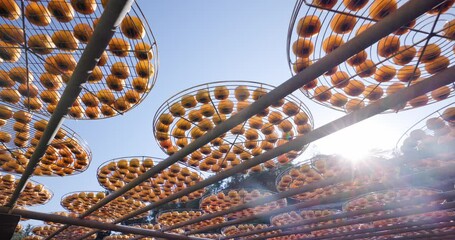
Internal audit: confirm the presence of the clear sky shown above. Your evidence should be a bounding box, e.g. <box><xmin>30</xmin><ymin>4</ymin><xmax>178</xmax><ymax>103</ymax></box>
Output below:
<box><xmin>24</xmin><ymin>0</ymin><xmax>452</xmax><ymax>228</ymax></box>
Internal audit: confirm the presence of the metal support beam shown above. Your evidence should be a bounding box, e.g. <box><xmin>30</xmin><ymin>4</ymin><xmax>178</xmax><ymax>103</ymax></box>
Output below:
<box><xmin>191</xmin><ymin>164</ymin><xmax>455</xmax><ymax>235</ymax></box>
<box><xmin>126</xmin><ymin>63</ymin><xmax>455</xmax><ymax>225</ymax></box>
<box><xmin>5</xmin><ymin>0</ymin><xmax>135</xmax><ymax>209</ymax></box>
<box><xmin>51</xmin><ymin>1</ymin><xmax>446</xmax><ymax>238</ymax></box>
<box><xmin>0</xmin><ymin>207</ymin><xmax>206</xmax><ymax>240</ymax></box>
<box><xmin>246</xmin><ymin>202</ymin><xmax>455</xmax><ymax>240</ymax></box>
<box><xmin>396</xmin><ymin>231</ymin><xmax>455</xmax><ymax>240</ymax></box>
<box><xmin>308</xmin><ymin>218</ymin><xmax>455</xmax><ymax>240</ymax></box>
<box><xmin>344</xmin><ymin>221</ymin><xmax>455</xmax><ymax>240</ymax></box>
<box><xmin>67</xmin><ymin>0</ymin><xmax>443</xmax><ymax>225</ymax></box>
<box><xmin>165</xmin><ymin>138</ymin><xmax>455</xmax><ymax>232</ymax></box>
<box><xmin>78</xmin><ymin>64</ymin><xmax>455</xmax><ymax>239</ymax></box>
<box><xmin>183</xmin><ymin>187</ymin><xmax>455</xmax><ymax>235</ymax></box>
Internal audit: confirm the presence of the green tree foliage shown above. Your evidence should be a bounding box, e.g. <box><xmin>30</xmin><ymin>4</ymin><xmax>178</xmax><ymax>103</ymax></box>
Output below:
<box><xmin>11</xmin><ymin>224</ymin><xmax>32</xmax><ymax>240</ymax></box>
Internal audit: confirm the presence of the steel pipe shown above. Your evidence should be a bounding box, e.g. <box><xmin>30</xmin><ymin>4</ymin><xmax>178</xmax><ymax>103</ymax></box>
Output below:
<box><xmin>397</xmin><ymin>232</ymin><xmax>455</xmax><ymax>240</ymax></box>
<box><xmin>186</xmin><ymin>65</ymin><xmax>455</xmax><ymax>234</ymax></box>
<box><xmin>308</xmin><ymin>218</ymin><xmax>455</xmax><ymax>240</ymax></box>
<box><xmin>166</xmin><ymin>139</ymin><xmax>455</xmax><ymax>232</ymax></box>
<box><xmin>57</xmin><ymin>1</ymin><xmax>447</xmax><ymax>238</ymax></box>
<box><xmin>0</xmin><ymin>207</ymin><xmax>206</xmax><ymax>240</ymax></box>
<box><xmin>193</xmin><ymin>164</ymin><xmax>455</xmax><ymax>235</ymax></box>
<box><xmin>5</xmin><ymin>0</ymin><xmax>135</xmax><ymax>210</ymax></box>
<box><xmin>246</xmin><ymin>202</ymin><xmax>455</xmax><ymax>240</ymax></box>
<box><xmin>346</xmin><ymin>221</ymin><xmax>455</xmax><ymax>240</ymax></box>
<box><xmin>124</xmin><ymin>62</ymin><xmax>455</xmax><ymax>226</ymax></box>
<box><xmin>71</xmin><ymin>0</ymin><xmax>443</xmax><ymax>226</ymax></box>
<box><xmin>78</xmin><ymin>64</ymin><xmax>455</xmax><ymax>240</ymax></box>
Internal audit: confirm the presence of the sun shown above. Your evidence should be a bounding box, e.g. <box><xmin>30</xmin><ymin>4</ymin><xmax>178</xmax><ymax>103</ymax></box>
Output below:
<box><xmin>314</xmin><ymin>119</ymin><xmax>393</xmax><ymax>164</ymax></box>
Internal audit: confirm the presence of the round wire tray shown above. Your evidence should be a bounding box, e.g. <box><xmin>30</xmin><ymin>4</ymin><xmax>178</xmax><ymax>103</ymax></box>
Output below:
<box><xmin>267</xmin><ymin>233</ymin><xmax>315</xmax><ymax>240</ymax></box>
<box><xmin>188</xmin><ymin>233</ymin><xmax>222</xmax><ymax>239</ymax></box>
<box><xmin>102</xmin><ymin>223</ymin><xmax>184</xmax><ymax>240</ymax></box>
<box><xmin>23</xmin><ymin>236</ymin><xmax>44</xmax><ymax>240</ymax></box>
<box><xmin>358</xmin><ymin>224</ymin><xmax>455</xmax><ymax>240</ymax></box>
<box><xmin>0</xmin><ymin>0</ymin><xmax>158</xmax><ymax>119</ymax></box>
<box><xmin>199</xmin><ymin>188</ymin><xmax>287</xmax><ymax>219</ymax></box>
<box><xmin>32</xmin><ymin>225</ymin><xmax>96</xmax><ymax>240</ymax></box>
<box><xmin>221</xmin><ymin>224</ymin><xmax>281</xmax><ymax>239</ymax></box>
<box><xmin>287</xmin><ymin>0</ymin><xmax>455</xmax><ymax>113</ymax></box>
<box><xmin>396</xmin><ymin>102</ymin><xmax>455</xmax><ymax>170</ymax></box>
<box><xmin>0</xmin><ymin>104</ymin><xmax>91</xmax><ymax>176</ymax></box>
<box><xmin>343</xmin><ymin>187</ymin><xmax>453</xmax><ymax>226</ymax></box>
<box><xmin>275</xmin><ymin>155</ymin><xmax>399</xmax><ymax>201</ymax></box>
<box><xmin>153</xmin><ymin>80</ymin><xmax>314</xmax><ymax>174</ymax></box>
<box><xmin>44</xmin><ymin>211</ymin><xmax>112</xmax><ymax>226</ymax></box>
<box><xmin>96</xmin><ymin>156</ymin><xmax>206</xmax><ymax>203</ymax></box>
<box><xmin>156</xmin><ymin>208</ymin><xmax>226</xmax><ymax>231</ymax></box>
<box><xmin>60</xmin><ymin>190</ymin><xmax>149</xmax><ymax>220</ymax></box>
<box><xmin>0</xmin><ymin>172</ymin><xmax>52</xmax><ymax>206</ymax></box>
<box><xmin>270</xmin><ymin>209</ymin><xmax>341</xmax><ymax>232</ymax></box>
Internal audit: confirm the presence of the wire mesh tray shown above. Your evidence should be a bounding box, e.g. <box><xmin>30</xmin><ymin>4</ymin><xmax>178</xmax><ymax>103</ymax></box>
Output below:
<box><xmin>0</xmin><ymin>104</ymin><xmax>91</xmax><ymax>176</ymax></box>
<box><xmin>0</xmin><ymin>0</ymin><xmax>158</xmax><ymax>119</ymax></box>
<box><xmin>199</xmin><ymin>188</ymin><xmax>287</xmax><ymax>219</ymax></box>
<box><xmin>287</xmin><ymin>0</ymin><xmax>455</xmax><ymax>113</ymax></box>
<box><xmin>156</xmin><ymin>208</ymin><xmax>226</xmax><ymax>231</ymax></box>
<box><xmin>270</xmin><ymin>208</ymin><xmax>342</xmax><ymax>231</ymax></box>
<box><xmin>0</xmin><ymin>172</ymin><xmax>52</xmax><ymax>206</ymax></box>
<box><xmin>342</xmin><ymin>187</ymin><xmax>453</xmax><ymax>226</ymax></box>
<box><xmin>96</xmin><ymin>156</ymin><xmax>206</xmax><ymax>203</ymax></box>
<box><xmin>153</xmin><ymin>80</ymin><xmax>314</xmax><ymax>174</ymax></box>
<box><xmin>396</xmin><ymin>103</ymin><xmax>455</xmax><ymax>158</ymax></box>
<box><xmin>60</xmin><ymin>190</ymin><xmax>149</xmax><ymax>220</ymax></box>
<box><xmin>32</xmin><ymin>224</ymin><xmax>96</xmax><ymax>240</ymax></box>
<box><xmin>221</xmin><ymin>224</ymin><xmax>281</xmax><ymax>239</ymax></box>
<box><xmin>275</xmin><ymin>155</ymin><xmax>400</xmax><ymax>201</ymax></box>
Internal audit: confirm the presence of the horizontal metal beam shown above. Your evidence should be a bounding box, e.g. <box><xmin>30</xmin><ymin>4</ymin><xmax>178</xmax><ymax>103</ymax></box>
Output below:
<box><xmin>310</xmin><ymin>218</ymin><xmax>455</xmax><ymax>240</ymax></box>
<box><xmin>247</xmin><ymin>201</ymin><xmax>455</xmax><ymax>240</ymax></box>
<box><xmin>37</xmin><ymin>1</ymin><xmax>135</xmax><ymax>239</ymax></box>
<box><xmin>59</xmin><ymin>1</ymin><xmax>446</xmax><ymax>238</ymax></box>
<box><xmin>78</xmin><ymin>64</ymin><xmax>455</xmax><ymax>240</ymax></box>
<box><xmin>396</xmin><ymin>231</ymin><xmax>455</xmax><ymax>240</ymax></box>
<box><xmin>346</xmin><ymin>221</ymin><xmax>455</xmax><ymax>240</ymax></box>
<box><xmin>70</xmin><ymin>0</ymin><xmax>443</xmax><ymax>229</ymax></box>
<box><xmin>5</xmin><ymin>0</ymin><xmax>134</xmax><ymax>210</ymax></box>
<box><xmin>193</xmin><ymin>164</ymin><xmax>455</xmax><ymax>235</ymax></box>
<box><xmin>0</xmin><ymin>207</ymin><xmax>206</xmax><ymax>240</ymax></box>
<box><xmin>127</xmin><ymin>59</ymin><xmax>455</xmax><ymax>227</ymax></box>
<box><xmin>166</xmin><ymin>139</ymin><xmax>455</xmax><ymax>232</ymax></box>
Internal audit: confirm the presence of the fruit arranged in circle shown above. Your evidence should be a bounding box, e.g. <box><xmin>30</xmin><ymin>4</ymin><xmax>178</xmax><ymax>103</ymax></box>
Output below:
<box><xmin>61</xmin><ymin>191</ymin><xmax>149</xmax><ymax>220</ymax></box>
<box><xmin>154</xmin><ymin>81</ymin><xmax>313</xmax><ymax>173</ymax></box>
<box><xmin>0</xmin><ymin>173</ymin><xmax>52</xmax><ymax>206</ymax></box>
<box><xmin>97</xmin><ymin>156</ymin><xmax>206</xmax><ymax>203</ymax></box>
<box><xmin>222</xmin><ymin>224</ymin><xmax>281</xmax><ymax>239</ymax></box>
<box><xmin>157</xmin><ymin>209</ymin><xmax>226</xmax><ymax>231</ymax></box>
<box><xmin>32</xmin><ymin>225</ymin><xmax>97</xmax><ymax>239</ymax></box>
<box><xmin>0</xmin><ymin>105</ymin><xmax>91</xmax><ymax>176</ymax></box>
<box><xmin>276</xmin><ymin>155</ymin><xmax>399</xmax><ymax>201</ymax></box>
<box><xmin>344</xmin><ymin>188</ymin><xmax>453</xmax><ymax>227</ymax></box>
<box><xmin>0</xmin><ymin>0</ymin><xmax>157</xmax><ymax>119</ymax></box>
<box><xmin>200</xmin><ymin>188</ymin><xmax>287</xmax><ymax>219</ymax></box>
<box><xmin>288</xmin><ymin>0</ymin><xmax>454</xmax><ymax>113</ymax></box>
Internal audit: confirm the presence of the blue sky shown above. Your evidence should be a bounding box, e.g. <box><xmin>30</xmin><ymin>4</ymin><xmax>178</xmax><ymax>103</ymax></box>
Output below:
<box><xmin>24</xmin><ymin>0</ymin><xmax>452</xmax><ymax>228</ymax></box>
